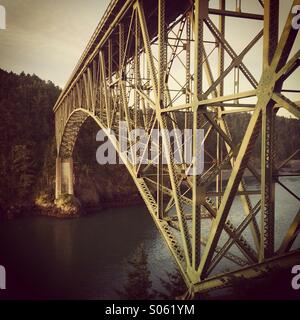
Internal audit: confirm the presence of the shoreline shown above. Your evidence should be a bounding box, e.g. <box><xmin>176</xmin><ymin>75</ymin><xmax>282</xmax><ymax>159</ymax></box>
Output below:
<box><xmin>1</xmin><ymin>170</ymin><xmax>299</xmax><ymax>221</ymax></box>
<box><xmin>0</xmin><ymin>195</ymin><xmax>144</xmax><ymax>221</ymax></box>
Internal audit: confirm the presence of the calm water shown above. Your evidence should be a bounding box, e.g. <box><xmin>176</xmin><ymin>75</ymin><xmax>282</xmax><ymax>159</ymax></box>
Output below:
<box><xmin>0</xmin><ymin>205</ymin><xmax>176</xmax><ymax>299</ymax></box>
<box><xmin>0</xmin><ymin>177</ymin><xmax>299</xmax><ymax>299</ymax></box>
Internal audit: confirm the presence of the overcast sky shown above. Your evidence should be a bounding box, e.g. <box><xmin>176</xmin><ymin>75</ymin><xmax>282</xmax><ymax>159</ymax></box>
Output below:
<box><xmin>0</xmin><ymin>0</ymin><xmax>298</xmax><ymax>99</ymax></box>
<box><xmin>0</xmin><ymin>0</ymin><xmax>110</xmax><ymax>87</ymax></box>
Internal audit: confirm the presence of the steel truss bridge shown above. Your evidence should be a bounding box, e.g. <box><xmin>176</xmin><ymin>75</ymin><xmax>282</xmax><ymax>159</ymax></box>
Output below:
<box><xmin>54</xmin><ymin>0</ymin><xmax>300</xmax><ymax>297</ymax></box>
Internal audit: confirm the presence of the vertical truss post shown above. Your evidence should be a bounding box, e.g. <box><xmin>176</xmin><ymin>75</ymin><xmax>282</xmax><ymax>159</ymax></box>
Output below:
<box><xmin>146</xmin><ymin>62</ymin><xmax>151</xmax><ymax>131</ymax></box>
<box><xmin>83</xmin><ymin>72</ymin><xmax>91</xmax><ymax>110</ymax></box>
<box><xmin>263</xmin><ymin>0</ymin><xmax>279</xmax><ymax>71</ymax></box>
<box><xmin>108</xmin><ymin>39</ymin><xmax>113</xmax><ymax>82</ymax></box>
<box><xmin>216</xmin><ymin>0</ymin><xmax>225</xmax><ymax>208</ymax></box>
<box><xmin>92</xmin><ymin>60</ymin><xmax>97</xmax><ymax>114</ymax></box>
<box><xmin>260</xmin><ymin>0</ymin><xmax>278</xmax><ymax>260</ymax></box>
<box><xmin>134</xmin><ymin>12</ymin><xmax>140</xmax><ymax>129</ymax></box>
<box><xmin>119</xmin><ymin>23</ymin><xmax>125</xmax><ymax>122</ymax></box>
<box><xmin>217</xmin><ymin>0</ymin><xmax>225</xmax><ymax>97</ymax></box>
<box><xmin>191</xmin><ymin>0</ymin><xmax>208</xmax><ymax>275</ymax></box>
<box><xmin>260</xmin><ymin>104</ymin><xmax>276</xmax><ymax>260</ymax></box>
<box><xmin>98</xmin><ymin>55</ymin><xmax>103</xmax><ymax>122</ymax></box>
<box><xmin>99</xmin><ymin>51</ymin><xmax>110</xmax><ymax>126</ymax></box>
<box><xmin>157</xmin><ymin>0</ymin><xmax>167</xmax><ymax>219</ymax></box>
<box><xmin>134</xmin><ymin>11</ymin><xmax>141</xmax><ymax>170</ymax></box>
<box><xmin>108</xmin><ymin>39</ymin><xmax>113</xmax><ymax>126</ymax></box>
<box><xmin>185</xmin><ymin>13</ymin><xmax>191</xmax><ymax>130</ymax></box>
<box><xmin>233</xmin><ymin>66</ymin><xmax>240</xmax><ymax>104</ymax></box>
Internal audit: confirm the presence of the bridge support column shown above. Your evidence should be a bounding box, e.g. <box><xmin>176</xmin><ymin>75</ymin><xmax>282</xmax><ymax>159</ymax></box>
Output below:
<box><xmin>65</xmin><ymin>157</ymin><xmax>74</xmax><ymax>195</ymax></box>
<box><xmin>55</xmin><ymin>157</ymin><xmax>62</xmax><ymax>199</ymax></box>
<box><xmin>55</xmin><ymin>157</ymin><xmax>74</xmax><ymax>199</ymax></box>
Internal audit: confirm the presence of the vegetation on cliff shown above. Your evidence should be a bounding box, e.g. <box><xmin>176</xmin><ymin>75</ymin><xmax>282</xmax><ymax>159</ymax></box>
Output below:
<box><xmin>0</xmin><ymin>69</ymin><xmax>60</xmax><ymax>218</ymax></box>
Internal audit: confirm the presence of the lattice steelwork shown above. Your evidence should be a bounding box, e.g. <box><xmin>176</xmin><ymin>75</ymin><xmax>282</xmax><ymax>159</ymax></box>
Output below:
<box><xmin>54</xmin><ymin>0</ymin><xmax>300</xmax><ymax>296</ymax></box>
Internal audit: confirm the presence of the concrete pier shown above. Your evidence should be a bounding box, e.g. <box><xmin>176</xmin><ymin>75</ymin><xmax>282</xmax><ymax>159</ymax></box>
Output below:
<box><xmin>55</xmin><ymin>157</ymin><xmax>74</xmax><ymax>199</ymax></box>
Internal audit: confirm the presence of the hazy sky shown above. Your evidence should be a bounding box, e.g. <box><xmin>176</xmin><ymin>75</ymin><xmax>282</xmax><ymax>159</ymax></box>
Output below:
<box><xmin>0</xmin><ymin>0</ymin><xmax>110</xmax><ymax>87</ymax></box>
<box><xmin>0</xmin><ymin>0</ymin><xmax>298</xmax><ymax>97</ymax></box>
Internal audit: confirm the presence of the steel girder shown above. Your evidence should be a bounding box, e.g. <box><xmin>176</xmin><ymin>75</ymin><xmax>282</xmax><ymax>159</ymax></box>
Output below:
<box><xmin>54</xmin><ymin>0</ymin><xmax>300</xmax><ymax>296</ymax></box>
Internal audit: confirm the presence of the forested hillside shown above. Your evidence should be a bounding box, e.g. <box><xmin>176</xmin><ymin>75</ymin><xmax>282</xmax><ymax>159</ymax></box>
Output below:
<box><xmin>0</xmin><ymin>69</ymin><xmax>299</xmax><ymax>218</ymax></box>
<box><xmin>0</xmin><ymin>69</ymin><xmax>140</xmax><ymax>218</ymax></box>
<box><xmin>0</xmin><ymin>69</ymin><xmax>60</xmax><ymax>214</ymax></box>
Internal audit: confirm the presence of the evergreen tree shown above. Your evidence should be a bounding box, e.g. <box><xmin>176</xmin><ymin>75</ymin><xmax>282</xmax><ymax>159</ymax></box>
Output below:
<box><xmin>117</xmin><ymin>244</ymin><xmax>155</xmax><ymax>300</ymax></box>
<box><xmin>156</xmin><ymin>269</ymin><xmax>187</xmax><ymax>300</ymax></box>
<box><xmin>11</xmin><ymin>144</ymin><xmax>37</xmax><ymax>201</ymax></box>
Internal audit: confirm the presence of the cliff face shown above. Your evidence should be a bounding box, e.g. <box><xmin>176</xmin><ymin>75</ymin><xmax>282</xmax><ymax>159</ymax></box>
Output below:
<box><xmin>70</xmin><ymin>116</ymin><xmax>142</xmax><ymax>211</ymax></box>
<box><xmin>74</xmin><ymin>164</ymin><xmax>142</xmax><ymax>209</ymax></box>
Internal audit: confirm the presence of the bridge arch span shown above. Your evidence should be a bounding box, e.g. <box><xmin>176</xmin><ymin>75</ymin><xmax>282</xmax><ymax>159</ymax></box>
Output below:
<box><xmin>56</xmin><ymin>108</ymin><xmax>133</xmax><ymax>198</ymax></box>
<box><xmin>58</xmin><ymin>109</ymin><xmax>90</xmax><ymax>159</ymax></box>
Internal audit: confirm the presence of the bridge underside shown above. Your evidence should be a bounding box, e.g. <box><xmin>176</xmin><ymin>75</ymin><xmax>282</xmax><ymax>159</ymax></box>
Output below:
<box><xmin>53</xmin><ymin>0</ymin><xmax>300</xmax><ymax>296</ymax></box>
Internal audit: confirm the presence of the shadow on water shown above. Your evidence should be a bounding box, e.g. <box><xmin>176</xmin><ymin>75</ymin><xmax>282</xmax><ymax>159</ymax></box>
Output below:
<box><xmin>0</xmin><ymin>205</ymin><xmax>176</xmax><ymax>299</ymax></box>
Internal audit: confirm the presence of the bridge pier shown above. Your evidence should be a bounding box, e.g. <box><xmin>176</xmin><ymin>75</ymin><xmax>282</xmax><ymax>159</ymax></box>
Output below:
<box><xmin>55</xmin><ymin>157</ymin><xmax>74</xmax><ymax>199</ymax></box>
<box><xmin>55</xmin><ymin>157</ymin><xmax>62</xmax><ymax>199</ymax></box>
